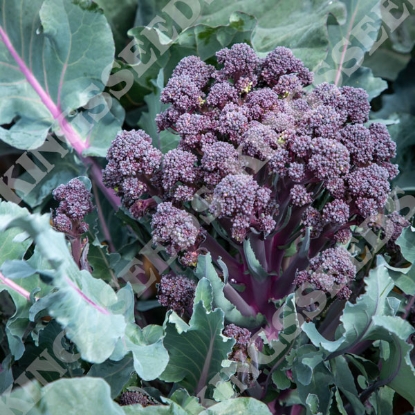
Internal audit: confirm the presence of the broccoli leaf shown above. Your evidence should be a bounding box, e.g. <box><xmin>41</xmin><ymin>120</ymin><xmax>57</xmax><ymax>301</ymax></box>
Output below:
<box><xmin>0</xmin><ymin>0</ymin><xmax>123</xmax><ymax>156</ymax></box>
<box><xmin>160</xmin><ymin>280</ymin><xmax>234</xmax><ymax>394</ymax></box>
<box><xmin>0</xmin><ymin>201</ymin><xmax>127</xmax><ymax>364</ymax></box>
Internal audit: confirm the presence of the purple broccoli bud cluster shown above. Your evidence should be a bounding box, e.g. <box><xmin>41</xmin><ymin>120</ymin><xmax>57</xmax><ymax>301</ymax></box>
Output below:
<box><xmin>103</xmin><ymin>42</ymin><xmax>403</xmax><ymax>277</ymax></box>
<box><xmin>223</xmin><ymin>323</ymin><xmax>252</xmax><ymax>362</ymax></box>
<box><xmin>118</xmin><ymin>390</ymin><xmax>156</xmax><ymax>407</ymax></box>
<box><xmin>151</xmin><ymin>202</ymin><xmax>199</xmax><ymax>256</ymax></box>
<box><xmin>156</xmin><ymin>274</ymin><xmax>196</xmax><ymax>315</ymax></box>
<box><xmin>294</xmin><ymin>247</ymin><xmax>355</xmax><ymax>299</ymax></box>
<box><xmin>52</xmin><ymin>178</ymin><xmax>93</xmax><ymax>235</ymax></box>
<box><xmin>210</xmin><ymin>174</ymin><xmax>275</xmax><ymax>241</ymax></box>
<box><xmin>103</xmin><ymin>130</ymin><xmax>162</xmax><ymax>216</ymax></box>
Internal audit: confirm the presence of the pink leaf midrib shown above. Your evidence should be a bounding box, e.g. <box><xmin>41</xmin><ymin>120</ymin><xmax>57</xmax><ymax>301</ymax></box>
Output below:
<box><xmin>0</xmin><ymin>24</ymin><xmax>88</xmax><ymax>154</ymax></box>
<box><xmin>65</xmin><ymin>276</ymin><xmax>110</xmax><ymax>315</ymax></box>
<box><xmin>334</xmin><ymin>5</ymin><xmax>359</xmax><ymax>86</ymax></box>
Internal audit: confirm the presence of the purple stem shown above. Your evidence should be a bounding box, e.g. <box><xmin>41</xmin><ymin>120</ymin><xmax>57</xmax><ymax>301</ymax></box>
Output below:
<box><xmin>70</xmin><ymin>237</ymin><xmax>83</xmax><ymax>269</ymax></box>
<box><xmin>223</xmin><ymin>283</ymin><xmax>258</xmax><ymax>317</ymax></box>
<box><xmin>290</xmin><ymin>405</ymin><xmax>304</xmax><ymax>415</ymax></box>
<box><xmin>202</xmin><ymin>233</ymin><xmax>244</xmax><ymax>281</ymax></box>
<box><xmin>85</xmin><ymin>158</ymin><xmax>121</xmax><ymax>210</ymax></box>
<box><xmin>403</xmin><ymin>294</ymin><xmax>415</xmax><ymax>320</ymax></box>
<box><xmin>0</xmin><ymin>272</ymin><xmax>31</xmax><ymax>301</ymax></box>
<box><xmin>91</xmin><ymin>178</ymin><xmax>116</xmax><ymax>252</ymax></box>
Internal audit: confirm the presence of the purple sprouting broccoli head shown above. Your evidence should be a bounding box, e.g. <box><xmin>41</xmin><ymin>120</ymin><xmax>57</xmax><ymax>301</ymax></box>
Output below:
<box><xmin>294</xmin><ymin>247</ymin><xmax>355</xmax><ymax>299</ymax></box>
<box><xmin>52</xmin><ymin>178</ymin><xmax>93</xmax><ymax>235</ymax></box>
<box><xmin>151</xmin><ymin>202</ymin><xmax>199</xmax><ymax>256</ymax></box>
<box><xmin>118</xmin><ymin>390</ymin><xmax>156</xmax><ymax>407</ymax></box>
<box><xmin>223</xmin><ymin>323</ymin><xmax>252</xmax><ymax>362</ymax></box>
<box><xmin>103</xmin><ymin>42</ymin><xmax>405</xmax><ymax>305</ymax></box>
<box><xmin>156</xmin><ymin>274</ymin><xmax>196</xmax><ymax>316</ymax></box>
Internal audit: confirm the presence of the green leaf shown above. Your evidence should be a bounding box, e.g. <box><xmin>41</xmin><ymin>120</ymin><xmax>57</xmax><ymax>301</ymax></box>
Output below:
<box><xmin>86</xmin><ymin>234</ymin><xmax>121</xmax><ymax>284</ymax></box>
<box><xmin>290</xmin><ymin>346</ymin><xmax>333</xmax><ymax>414</ymax></box>
<box><xmin>14</xmin><ymin>319</ymin><xmax>84</xmax><ymax>385</ymax></box>
<box><xmin>128</xmin><ymin>11</ymin><xmax>258</xmax><ymax>91</ymax></box>
<box><xmin>302</xmin><ymin>265</ymin><xmax>394</xmax><ymax>355</ymax></box>
<box><xmin>15</xmin><ymin>145</ymin><xmax>86</xmax><ymax>209</ymax></box>
<box><xmin>41</xmin><ymin>377</ymin><xmax>125</xmax><ymax>414</ymax></box>
<box><xmin>334</xmin><ymin>389</ymin><xmax>347</xmax><ymax>415</ymax></box>
<box><xmin>88</xmin><ymin>355</ymin><xmax>134</xmax><ymax>399</ymax></box>
<box><xmin>0</xmin><ymin>0</ymin><xmax>121</xmax><ymax>155</ymax></box>
<box><xmin>346</xmin><ymin>354</ymin><xmax>379</xmax><ymax>382</ymax></box>
<box><xmin>183</xmin><ymin>12</ymin><xmax>257</xmax><ymax>62</ymax></box>
<box><xmin>388</xmin><ymin>114</ymin><xmax>415</xmax><ymax>192</ymax></box>
<box><xmin>303</xmin><ymin>264</ymin><xmax>415</xmax><ymax>405</ymax></box>
<box><xmin>0</xmin><ymin>203</ymin><xmax>43</xmax><ymax>360</ymax></box>
<box><xmin>258</xmin><ymin>293</ymin><xmax>299</xmax><ymax>366</ymax></box>
<box><xmin>314</xmin><ymin>0</ymin><xmax>382</xmax><ymax>87</ymax></box>
<box><xmin>331</xmin><ymin>356</ymin><xmax>365</xmax><ymax>414</ymax></box>
<box><xmin>368</xmin><ymin>386</ymin><xmax>395</xmax><ymax>415</ymax></box>
<box><xmin>198</xmin><ymin>397</ymin><xmax>272</xmax><ymax>415</ymax></box>
<box><xmin>271</xmin><ymin>369</ymin><xmax>291</xmax><ymax>391</ymax></box>
<box><xmin>79</xmin><ymin>97</ymin><xmax>125</xmax><ymax>158</ymax></box>
<box><xmin>160</xmin><ymin>280</ymin><xmax>234</xmax><ymax>393</ymax></box>
<box><xmin>122</xmin><ymin>401</ymin><xmax>188</xmax><ymax>415</ymax></box>
<box><xmin>194</xmin><ymin>278</ymin><xmax>214</xmax><ymax>312</ymax></box>
<box><xmin>169</xmin><ymin>389</ymin><xmax>204</xmax><ymax>415</ymax></box>
<box><xmin>305</xmin><ymin>394</ymin><xmax>321</xmax><ymax>415</ymax></box>
<box><xmin>196</xmin><ymin>0</ymin><xmax>345</xmax><ymax>69</ymax></box>
<box><xmin>243</xmin><ymin>239</ymin><xmax>268</xmax><ymax>282</ymax></box>
<box><xmin>0</xmin><ymin>380</ymin><xmax>43</xmax><ymax>415</ymax></box>
<box><xmin>367</xmin><ymin>315</ymin><xmax>415</xmax><ymax>406</ymax></box>
<box><xmin>0</xmin><ymin>201</ymin><xmax>127</xmax><ymax>364</ymax></box>
<box><xmin>118</xmin><ymin>323</ymin><xmax>169</xmax><ymax>381</ymax></box>
<box><xmin>93</xmin><ymin>0</ymin><xmax>138</xmax><ymax>53</ymax></box>
<box><xmin>0</xmin><ymin>260</ymin><xmax>37</xmax><ymax>280</ymax></box>
<box><xmin>396</xmin><ymin>226</ymin><xmax>415</xmax><ymax>264</ymax></box>
<box><xmin>212</xmin><ymin>381</ymin><xmax>235</xmax><ymax>402</ymax></box>
<box><xmin>376</xmin><ymin>59</ymin><xmax>415</xmax><ymax>119</ymax></box>
<box><xmin>195</xmin><ymin>253</ymin><xmax>263</xmax><ymax>327</ymax></box>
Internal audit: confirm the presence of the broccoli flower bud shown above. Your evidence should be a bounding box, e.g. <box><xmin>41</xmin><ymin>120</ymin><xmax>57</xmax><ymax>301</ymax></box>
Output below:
<box><xmin>223</xmin><ymin>323</ymin><xmax>251</xmax><ymax>362</ymax></box>
<box><xmin>340</xmin><ymin>86</ymin><xmax>370</xmax><ymax>124</ymax></box>
<box><xmin>290</xmin><ymin>185</ymin><xmax>312</xmax><ymax>207</ymax></box>
<box><xmin>210</xmin><ymin>174</ymin><xmax>274</xmax><ymax>241</ymax></box>
<box><xmin>151</xmin><ymin>202</ymin><xmax>199</xmax><ymax>256</ymax></box>
<box><xmin>261</xmin><ymin>46</ymin><xmax>313</xmax><ymax>87</ymax></box>
<box><xmin>157</xmin><ymin>274</ymin><xmax>196</xmax><ymax>315</ymax></box>
<box><xmin>308</xmin><ymin>138</ymin><xmax>350</xmax><ymax>180</ymax></box>
<box><xmin>218</xmin><ymin>103</ymin><xmax>250</xmax><ymax>143</ymax></box>
<box><xmin>295</xmin><ymin>247</ymin><xmax>355</xmax><ymax>299</ymax></box>
<box><xmin>171</xmin><ymin>55</ymin><xmax>214</xmax><ymax>88</ymax></box>
<box><xmin>201</xmin><ymin>141</ymin><xmax>243</xmax><ymax>186</ymax></box>
<box><xmin>369</xmin><ymin>122</ymin><xmax>397</xmax><ymax>163</ymax></box>
<box><xmin>161</xmin><ymin>75</ymin><xmax>204</xmax><ymax>111</ymax></box>
<box><xmin>215</xmin><ymin>43</ymin><xmax>260</xmax><ymax>90</ymax></box>
<box><xmin>242</xmin><ymin>121</ymin><xmax>279</xmax><ymax>160</ymax></box>
<box><xmin>338</xmin><ymin>124</ymin><xmax>374</xmax><ymax>166</ymax></box>
<box><xmin>118</xmin><ymin>390</ymin><xmax>156</xmax><ymax>407</ymax></box>
<box><xmin>52</xmin><ymin>178</ymin><xmax>93</xmax><ymax>235</ymax></box>
<box><xmin>103</xmin><ymin>130</ymin><xmax>162</xmax><ymax>183</ymax></box>
<box><xmin>346</xmin><ymin>164</ymin><xmax>390</xmax><ymax>216</ymax></box>
<box><xmin>207</xmin><ymin>82</ymin><xmax>239</xmax><ymax>108</ymax></box>
<box><xmin>322</xmin><ymin>200</ymin><xmax>350</xmax><ymax>226</ymax></box>
<box><xmin>244</xmin><ymin>88</ymin><xmax>282</xmax><ymax>120</ymax></box>
<box><xmin>161</xmin><ymin>149</ymin><xmax>199</xmax><ymax>192</ymax></box>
